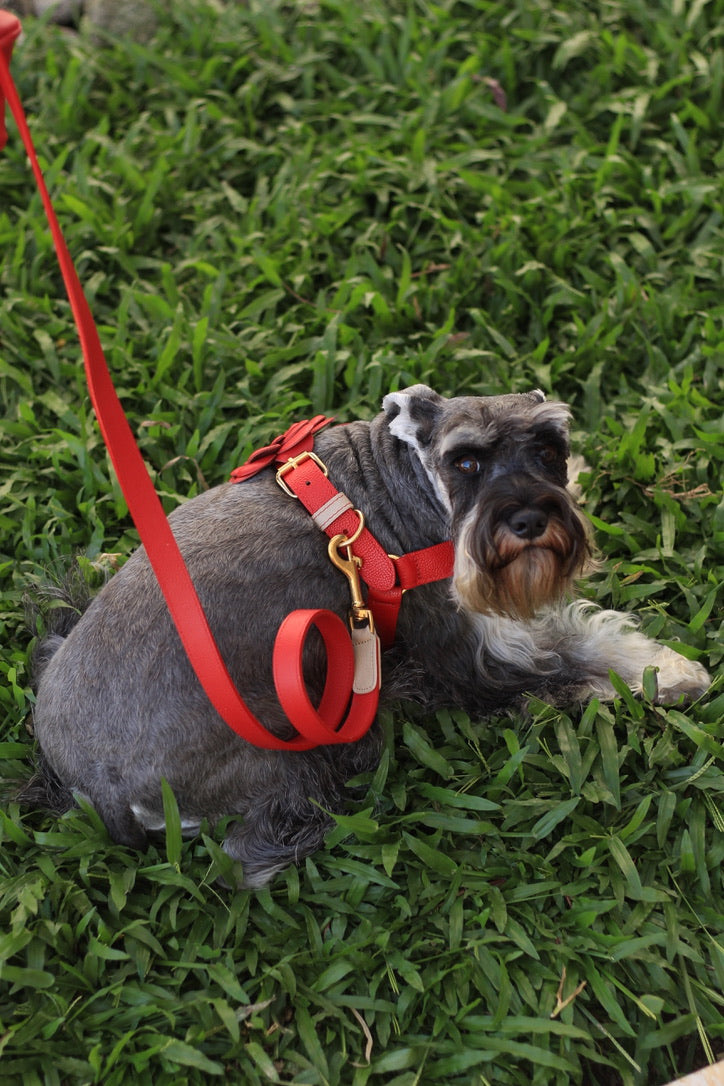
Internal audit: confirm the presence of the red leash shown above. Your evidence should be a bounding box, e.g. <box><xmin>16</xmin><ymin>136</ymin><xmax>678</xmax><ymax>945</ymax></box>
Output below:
<box><xmin>1</xmin><ymin>11</ymin><xmax>454</xmax><ymax>748</ymax></box>
<box><xmin>0</xmin><ymin>11</ymin><xmax>381</xmax><ymax>750</ymax></box>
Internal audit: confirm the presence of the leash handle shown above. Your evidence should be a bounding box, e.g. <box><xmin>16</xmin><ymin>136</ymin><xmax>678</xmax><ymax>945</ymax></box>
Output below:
<box><xmin>0</xmin><ymin>11</ymin><xmax>378</xmax><ymax>750</ymax></box>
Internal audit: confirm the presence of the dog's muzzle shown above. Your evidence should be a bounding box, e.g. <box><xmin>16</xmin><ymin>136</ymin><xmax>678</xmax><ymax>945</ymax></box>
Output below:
<box><xmin>453</xmin><ymin>480</ymin><xmax>591</xmax><ymax>619</ymax></box>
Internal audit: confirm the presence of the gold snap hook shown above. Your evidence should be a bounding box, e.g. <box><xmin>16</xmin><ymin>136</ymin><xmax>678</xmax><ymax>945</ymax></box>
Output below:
<box><xmin>328</xmin><ymin>521</ymin><xmax>374</xmax><ymax>632</ymax></box>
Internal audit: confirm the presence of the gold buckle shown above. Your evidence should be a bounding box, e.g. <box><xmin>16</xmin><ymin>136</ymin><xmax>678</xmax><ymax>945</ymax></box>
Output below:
<box><xmin>275</xmin><ymin>450</ymin><xmax>329</xmax><ymax>498</ymax></box>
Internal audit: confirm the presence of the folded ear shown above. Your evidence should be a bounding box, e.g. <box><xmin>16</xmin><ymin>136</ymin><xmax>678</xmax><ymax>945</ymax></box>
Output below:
<box><xmin>382</xmin><ymin>384</ymin><xmax>444</xmax><ymax>450</ymax></box>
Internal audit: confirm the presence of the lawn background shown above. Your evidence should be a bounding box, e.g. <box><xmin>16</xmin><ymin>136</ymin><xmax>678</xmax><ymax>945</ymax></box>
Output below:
<box><xmin>0</xmin><ymin>1</ymin><xmax>722</xmax><ymax>1083</ymax></box>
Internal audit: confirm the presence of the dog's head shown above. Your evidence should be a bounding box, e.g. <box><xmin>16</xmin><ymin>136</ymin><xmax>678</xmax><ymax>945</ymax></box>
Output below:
<box><xmin>382</xmin><ymin>384</ymin><xmax>592</xmax><ymax>619</ymax></box>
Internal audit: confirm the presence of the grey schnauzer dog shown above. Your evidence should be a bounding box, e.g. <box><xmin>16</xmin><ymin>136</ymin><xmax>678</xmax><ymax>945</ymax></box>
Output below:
<box><xmin>28</xmin><ymin>385</ymin><xmax>710</xmax><ymax>887</ymax></box>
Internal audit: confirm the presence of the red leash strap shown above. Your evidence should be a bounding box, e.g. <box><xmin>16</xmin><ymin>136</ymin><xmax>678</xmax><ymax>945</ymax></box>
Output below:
<box><xmin>0</xmin><ymin>12</ymin><xmax>378</xmax><ymax>751</ymax></box>
<box><xmin>0</xmin><ymin>11</ymin><xmax>18</xmax><ymax>149</ymax></box>
<box><xmin>365</xmin><ymin>541</ymin><xmax>455</xmax><ymax>645</ymax></box>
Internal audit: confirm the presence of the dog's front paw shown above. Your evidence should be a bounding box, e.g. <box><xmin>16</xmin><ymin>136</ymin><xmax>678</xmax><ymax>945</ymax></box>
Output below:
<box><xmin>652</xmin><ymin>648</ymin><xmax>710</xmax><ymax>704</ymax></box>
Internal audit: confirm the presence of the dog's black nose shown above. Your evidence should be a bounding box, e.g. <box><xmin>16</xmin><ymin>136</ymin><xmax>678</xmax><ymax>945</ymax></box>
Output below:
<box><xmin>507</xmin><ymin>507</ymin><xmax>548</xmax><ymax>540</ymax></box>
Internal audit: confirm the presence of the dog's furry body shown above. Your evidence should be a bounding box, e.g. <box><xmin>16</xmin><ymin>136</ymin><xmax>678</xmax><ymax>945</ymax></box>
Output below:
<box><xmin>28</xmin><ymin>386</ymin><xmax>710</xmax><ymax>886</ymax></box>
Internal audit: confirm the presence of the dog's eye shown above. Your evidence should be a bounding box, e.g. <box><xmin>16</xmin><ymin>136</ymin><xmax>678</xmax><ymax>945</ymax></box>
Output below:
<box><xmin>454</xmin><ymin>455</ymin><xmax>482</xmax><ymax>475</ymax></box>
<box><xmin>538</xmin><ymin>445</ymin><xmax>559</xmax><ymax>466</ymax></box>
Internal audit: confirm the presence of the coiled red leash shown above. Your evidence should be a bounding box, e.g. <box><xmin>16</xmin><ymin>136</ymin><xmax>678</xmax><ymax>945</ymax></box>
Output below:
<box><xmin>0</xmin><ymin>11</ymin><xmax>381</xmax><ymax>750</ymax></box>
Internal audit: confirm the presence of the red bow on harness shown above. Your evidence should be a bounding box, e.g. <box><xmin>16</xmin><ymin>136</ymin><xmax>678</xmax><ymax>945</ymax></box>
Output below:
<box><xmin>0</xmin><ymin>11</ymin><xmax>453</xmax><ymax>749</ymax></box>
<box><xmin>230</xmin><ymin>416</ymin><xmax>332</xmax><ymax>482</ymax></box>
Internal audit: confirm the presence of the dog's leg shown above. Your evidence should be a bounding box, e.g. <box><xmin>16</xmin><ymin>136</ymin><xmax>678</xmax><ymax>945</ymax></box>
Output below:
<box><xmin>219</xmin><ymin>730</ymin><xmax>383</xmax><ymax>889</ymax></box>
<box><xmin>221</xmin><ymin>799</ymin><xmax>333</xmax><ymax>889</ymax></box>
<box><xmin>510</xmin><ymin>603</ymin><xmax>710</xmax><ymax>704</ymax></box>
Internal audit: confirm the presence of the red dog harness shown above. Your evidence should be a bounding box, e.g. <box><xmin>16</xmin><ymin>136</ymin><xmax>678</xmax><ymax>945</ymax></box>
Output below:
<box><xmin>0</xmin><ymin>11</ymin><xmax>453</xmax><ymax>749</ymax></box>
<box><xmin>230</xmin><ymin>418</ymin><xmax>454</xmax><ymax>648</ymax></box>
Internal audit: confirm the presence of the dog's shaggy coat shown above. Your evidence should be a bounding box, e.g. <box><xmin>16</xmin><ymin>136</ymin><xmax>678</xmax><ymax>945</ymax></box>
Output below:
<box><xmin>27</xmin><ymin>386</ymin><xmax>710</xmax><ymax>886</ymax></box>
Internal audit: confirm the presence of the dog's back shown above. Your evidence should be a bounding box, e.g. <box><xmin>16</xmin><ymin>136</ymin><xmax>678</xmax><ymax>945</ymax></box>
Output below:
<box><xmin>20</xmin><ymin>562</ymin><xmax>107</xmax><ymax>816</ymax></box>
<box><xmin>27</xmin><ymin>559</ymin><xmax>109</xmax><ymax>682</ymax></box>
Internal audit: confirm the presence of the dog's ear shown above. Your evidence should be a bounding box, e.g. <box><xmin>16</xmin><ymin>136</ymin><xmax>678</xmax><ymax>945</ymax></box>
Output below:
<box><xmin>382</xmin><ymin>385</ymin><xmax>444</xmax><ymax>449</ymax></box>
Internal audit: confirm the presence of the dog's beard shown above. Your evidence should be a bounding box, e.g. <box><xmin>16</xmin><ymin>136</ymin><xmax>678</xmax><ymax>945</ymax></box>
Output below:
<box><xmin>453</xmin><ymin>508</ymin><xmax>591</xmax><ymax>620</ymax></box>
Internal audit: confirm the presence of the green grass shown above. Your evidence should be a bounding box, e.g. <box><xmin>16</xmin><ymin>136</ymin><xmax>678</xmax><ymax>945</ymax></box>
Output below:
<box><xmin>1</xmin><ymin>1</ymin><xmax>722</xmax><ymax>1082</ymax></box>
